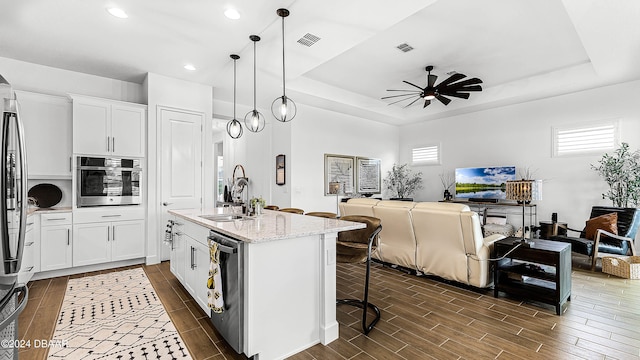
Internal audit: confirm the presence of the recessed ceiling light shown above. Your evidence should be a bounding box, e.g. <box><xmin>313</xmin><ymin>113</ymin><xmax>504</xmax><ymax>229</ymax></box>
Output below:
<box><xmin>184</xmin><ymin>64</ymin><xmax>196</xmax><ymax>71</ymax></box>
<box><xmin>107</xmin><ymin>7</ymin><xmax>128</xmax><ymax>19</ymax></box>
<box><xmin>224</xmin><ymin>8</ymin><xmax>240</xmax><ymax>20</ymax></box>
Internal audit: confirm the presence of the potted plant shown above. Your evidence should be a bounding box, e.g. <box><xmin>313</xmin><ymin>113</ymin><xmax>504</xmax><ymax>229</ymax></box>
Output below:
<box><xmin>384</xmin><ymin>163</ymin><xmax>423</xmax><ymax>200</ymax></box>
<box><xmin>591</xmin><ymin>142</ymin><xmax>640</xmax><ymax>207</ymax></box>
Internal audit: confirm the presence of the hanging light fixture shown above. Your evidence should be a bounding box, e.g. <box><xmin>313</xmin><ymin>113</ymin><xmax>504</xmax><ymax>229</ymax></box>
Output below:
<box><xmin>244</xmin><ymin>35</ymin><xmax>266</xmax><ymax>132</ymax></box>
<box><xmin>226</xmin><ymin>54</ymin><xmax>243</xmax><ymax>139</ymax></box>
<box><xmin>271</xmin><ymin>8</ymin><xmax>297</xmax><ymax>122</ymax></box>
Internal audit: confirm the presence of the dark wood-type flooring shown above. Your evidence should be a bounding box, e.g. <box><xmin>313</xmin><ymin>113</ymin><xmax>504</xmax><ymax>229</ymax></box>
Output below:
<box><xmin>18</xmin><ymin>255</ymin><xmax>640</xmax><ymax>360</ymax></box>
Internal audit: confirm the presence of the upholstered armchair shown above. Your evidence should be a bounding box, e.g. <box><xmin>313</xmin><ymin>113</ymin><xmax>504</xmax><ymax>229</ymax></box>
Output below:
<box><xmin>549</xmin><ymin>206</ymin><xmax>639</xmax><ymax>270</ymax></box>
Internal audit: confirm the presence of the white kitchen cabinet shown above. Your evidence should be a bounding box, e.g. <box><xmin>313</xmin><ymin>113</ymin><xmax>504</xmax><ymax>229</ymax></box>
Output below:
<box><xmin>71</xmin><ymin>95</ymin><xmax>146</xmax><ymax>157</ymax></box>
<box><xmin>73</xmin><ymin>207</ymin><xmax>145</xmax><ymax>267</ymax></box>
<box><xmin>18</xmin><ymin>215</ymin><xmax>39</xmax><ymax>284</ymax></box>
<box><xmin>169</xmin><ymin>224</ymin><xmax>187</xmax><ymax>284</ymax></box>
<box><xmin>40</xmin><ymin>212</ymin><xmax>73</xmax><ymax>272</ymax></box>
<box><xmin>16</xmin><ymin>91</ymin><xmax>72</xmax><ymax>179</ymax></box>
<box><xmin>185</xmin><ymin>236</ymin><xmax>210</xmax><ymax>313</ymax></box>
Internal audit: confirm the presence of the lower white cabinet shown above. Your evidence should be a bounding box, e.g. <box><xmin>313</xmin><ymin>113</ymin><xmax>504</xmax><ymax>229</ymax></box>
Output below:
<box><xmin>73</xmin><ymin>208</ymin><xmax>145</xmax><ymax>266</ymax></box>
<box><xmin>185</xmin><ymin>237</ymin><xmax>210</xmax><ymax>313</ymax></box>
<box><xmin>40</xmin><ymin>224</ymin><xmax>73</xmax><ymax>272</ymax></box>
<box><xmin>18</xmin><ymin>216</ymin><xmax>39</xmax><ymax>284</ymax></box>
<box><xmin>169</xmin><ymin>216</ymin><xmax>210</xmax><ymax>314</ymax></box>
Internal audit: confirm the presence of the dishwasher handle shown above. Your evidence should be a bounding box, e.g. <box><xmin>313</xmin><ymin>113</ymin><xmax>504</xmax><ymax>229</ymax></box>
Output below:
<box><xmin>208</xmin><ymin>236</ymin><xmax>238</xmax><ymax>254</ymax></box>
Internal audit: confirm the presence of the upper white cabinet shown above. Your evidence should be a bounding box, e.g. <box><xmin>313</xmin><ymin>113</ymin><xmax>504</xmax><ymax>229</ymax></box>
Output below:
<box><xmin>71</xmin><ymin>95</ymin><xmax>146</xmax><ymax>157</ymax></box>
<box><xmin>16</xmin><ymin>91</ymin><xmax>72</xmax><ymax>179</ymax></box>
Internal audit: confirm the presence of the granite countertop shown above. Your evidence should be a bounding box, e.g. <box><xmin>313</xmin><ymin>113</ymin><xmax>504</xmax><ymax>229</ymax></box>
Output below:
<box><xmin>169</xmin><ymin>208</ymin><xmax>365</xmax><ymax>243</ymax></box>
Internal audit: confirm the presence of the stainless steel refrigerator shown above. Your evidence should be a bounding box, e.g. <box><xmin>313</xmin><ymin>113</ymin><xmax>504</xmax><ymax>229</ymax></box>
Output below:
<box><xmin>0</xmin><ymin>74</ymin><xmax>29</xmax><ymax>360</ymax></box>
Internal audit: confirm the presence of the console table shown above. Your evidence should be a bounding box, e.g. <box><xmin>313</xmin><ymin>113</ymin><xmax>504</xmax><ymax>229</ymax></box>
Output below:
<box><xmin>493</xmin><ymin>237</ymin><xmax>571</xmax><ymax>315</ymax></box>
<box><xmin>442</xmin><ymin>200</ymin><xmax>537</xmax><ymax>230</ymax></box>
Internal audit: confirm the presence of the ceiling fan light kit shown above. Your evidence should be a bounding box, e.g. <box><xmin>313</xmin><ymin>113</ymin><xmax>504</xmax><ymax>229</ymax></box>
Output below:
<box><xmin>383</xmin><ymin>65</ymin><xmax>483</xmax><ymax>109</ymax></box>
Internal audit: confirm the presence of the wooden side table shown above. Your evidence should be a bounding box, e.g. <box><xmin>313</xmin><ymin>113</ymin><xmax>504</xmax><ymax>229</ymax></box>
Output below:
<box><xmin>493</xmin><ymin>237</ymin><xmax>571</xmax><ymax>315</ymax></box>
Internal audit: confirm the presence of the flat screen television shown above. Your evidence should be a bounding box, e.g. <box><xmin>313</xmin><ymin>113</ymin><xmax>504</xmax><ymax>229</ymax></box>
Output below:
<box><xmin>455</xmin><ymin>166</ymin><xmax>516</xmax><ymax>200</ymax></box>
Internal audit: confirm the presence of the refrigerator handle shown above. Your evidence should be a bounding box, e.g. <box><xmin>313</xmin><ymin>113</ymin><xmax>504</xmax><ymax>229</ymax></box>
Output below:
<box><xmin>0</xmin><ymin>286</ymin><xmax>28</xmax><ymax>332</ymax></box>
<box><xmin>14</xmin><ymin>96</ymin><xmax>28</xmax><ymax>274</ymax></box>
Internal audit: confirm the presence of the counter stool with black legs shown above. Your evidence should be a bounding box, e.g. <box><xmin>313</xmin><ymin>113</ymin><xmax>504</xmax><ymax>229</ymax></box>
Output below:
<box><xmin>336</xmin><ymin>215</ymin><xmax>382</xmax><ymax>335</ymax></box>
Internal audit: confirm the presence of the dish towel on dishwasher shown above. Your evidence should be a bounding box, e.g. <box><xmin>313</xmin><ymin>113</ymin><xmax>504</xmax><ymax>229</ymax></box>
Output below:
<box><xmin>207</xmin><ymin>239</ymin><xmax>225</xmax><ymax>313</ymax></box>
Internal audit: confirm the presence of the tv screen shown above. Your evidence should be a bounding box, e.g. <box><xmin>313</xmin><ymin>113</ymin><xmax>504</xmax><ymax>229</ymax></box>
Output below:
<box><xmin>455</xmin><ymin>166</ymin><xmax>516</xmax><ymax>200</ymax></box>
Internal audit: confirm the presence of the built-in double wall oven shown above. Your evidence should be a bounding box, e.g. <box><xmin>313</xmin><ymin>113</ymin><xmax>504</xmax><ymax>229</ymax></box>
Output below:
<box><xmin>77</xmin><ymin>156</ymin><xmax>142</xmax><ymax>207</ymax></box>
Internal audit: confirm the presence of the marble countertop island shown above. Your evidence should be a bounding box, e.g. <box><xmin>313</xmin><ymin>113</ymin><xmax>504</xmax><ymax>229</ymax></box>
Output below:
<box><xmin>169</xmin><ymin>208</ymin><xmax>364</xmax><ymax>243</ymax></box>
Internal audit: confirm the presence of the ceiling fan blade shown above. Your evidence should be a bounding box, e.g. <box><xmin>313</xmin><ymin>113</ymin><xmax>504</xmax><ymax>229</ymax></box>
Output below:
<box><xmin>440</xmin><ymin>77</ymin><xmax>483</xmax><ymax>90</ymax></box>
<box><xmin>386</xmin><ymin>89</ymin><xmax>421</xmax><ymax>92</ymax></box>
<box><xmin>438</xmin><ymin>91</ymin><xmax>470</xmax><ymax>99</ymax></box>
<box><xmin>403</xmin><ymin>97</ymin><xmax>422</xmax><ymax>108</ymax></box>
<box><xmin>381</xmin><ymin>93</ymin><xmax>421</xmax><ymax>100</ymax></box>
<box><xmin>435</xmin><ymin>73</ymin><xmax>466</xmax><ymax>88</ymax></box>
<box><xmin>423</xmin><ymin>99</ymin><xmax>431</xmax><ymax>108</ymax></box>
<box><xmin>402</xmin><ymin>80</ymin><xmax>426</xmax><ymax>91</ymax></box>
<box><xmin>457</xmin><ymin>85</ymin><xmax>482</xmax><ymax>92</ymax></box>
<box><xmin>388</xmin><ymin>95</ymin><xmax>418</xmax><ymax>106</ymax></box>
<box><xmin>435</xmin><ymin>94</ymin><xmax>451</xmax><ymax>105</ymax></box>
<box><xmin>427</xmin><ymin>74</ymin><xmax>438</xmax><ymax>88</ymax></box>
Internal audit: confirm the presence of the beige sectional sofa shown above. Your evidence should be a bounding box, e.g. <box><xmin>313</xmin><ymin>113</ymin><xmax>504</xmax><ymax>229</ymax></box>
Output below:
<box><xmin>339</xmin><ymin>198</ymin><xmax>505</xmax><ymax>288</ymax></box>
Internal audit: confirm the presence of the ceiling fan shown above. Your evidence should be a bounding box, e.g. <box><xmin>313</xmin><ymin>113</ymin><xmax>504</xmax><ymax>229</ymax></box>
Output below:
<box><xmin>382</xmin><ymin>65</ymin><xmax>483</xmax><ymax>108</ymax></box>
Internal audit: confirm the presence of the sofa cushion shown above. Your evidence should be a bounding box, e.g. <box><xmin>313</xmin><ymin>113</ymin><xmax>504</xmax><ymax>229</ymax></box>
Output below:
<box><xmin>584</xmin><ymin>212</ymin><xmax>618</xmax><ymax>240</ymax></box>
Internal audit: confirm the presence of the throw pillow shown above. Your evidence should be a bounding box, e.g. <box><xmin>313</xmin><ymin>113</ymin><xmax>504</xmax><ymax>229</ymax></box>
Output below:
<box><xmin>584</xmin><ymin>212</ymin><xmax>618</xmax><ymax>240</ymax></box>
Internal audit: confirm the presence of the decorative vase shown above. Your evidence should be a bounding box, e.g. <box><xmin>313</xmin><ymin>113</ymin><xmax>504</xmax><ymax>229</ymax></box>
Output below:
<box><xmin>254</xmin><ymin>203</ymin><xmax>263</xmax><ymax>216</ymax></box>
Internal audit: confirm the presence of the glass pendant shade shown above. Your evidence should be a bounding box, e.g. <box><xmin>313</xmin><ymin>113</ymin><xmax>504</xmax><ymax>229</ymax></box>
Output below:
<box><xmin>226</xmin><ymin>118</ymin><xmax>243</xmax><ymax>139</ymax></box>
<box><xmin>245</xmin><ymin>35</ymin><xmax>266</xmax><ymax>132</ymax></box>
<box><xmin>272</xmin><ymin>8</ymin><xmax>297</xmax><ymax>123</ymax></box>
<box><xmin>227</xmin><ymin>54</ymin><xmax>243</xmax><ymax>139</ymax></box>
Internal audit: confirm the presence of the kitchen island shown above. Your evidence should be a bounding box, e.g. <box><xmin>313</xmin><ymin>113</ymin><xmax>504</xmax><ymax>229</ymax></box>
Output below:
<box><xmin>168</xmin><ymin>208</ymin><xmax>364</xmax><ymax>360</ymax></box>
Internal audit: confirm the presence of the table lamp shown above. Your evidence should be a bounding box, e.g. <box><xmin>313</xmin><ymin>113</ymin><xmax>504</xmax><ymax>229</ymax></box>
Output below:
<box><xmin>329</xmin><ymin>181</ymin><xmax>341</xmax><ymax>215</ymax></box>
<box><xmin>505</xmin><ymin>179</ymin><xmax>542</xmax><ymax>243</ymax></box>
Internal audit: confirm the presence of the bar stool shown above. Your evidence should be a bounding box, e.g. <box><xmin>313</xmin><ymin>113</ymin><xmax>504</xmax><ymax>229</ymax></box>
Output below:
<box><xmin>279</xmin><ymin>208</ymin><xmax>304</xmax><ymax>214</ymax></box>
<box><xmin>264</xmin><ymin>205</ymin><xmax>279</xmax><ymax>211</ymax></box>
<box><xmin>305</xmin><ymin>212</ymin><xmax>337</xmax><ymax>219</ymax></box>
<box><xmin>336</xmin><ymin>215</ymin><xmax>382</xmax><ymax>335</ymax></box>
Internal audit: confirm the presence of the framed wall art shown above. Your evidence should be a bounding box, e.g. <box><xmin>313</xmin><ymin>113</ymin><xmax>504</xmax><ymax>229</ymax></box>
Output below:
<box><xmin>276</xmin><ymin>154</ymin><xmax>285</xmax><ymax>185</ymax></box>
<box><xmin>356</xmin><ymin>157</ymin><xmax>381</xmax><ymax>194</ymax></box>
<box><xmin>324</xmin><ymin>154</ymin><xmax>354</xmax><ymax>195</ymax></box>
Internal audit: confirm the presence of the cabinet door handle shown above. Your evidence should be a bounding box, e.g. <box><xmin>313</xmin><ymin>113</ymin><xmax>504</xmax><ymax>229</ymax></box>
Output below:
<box><xmin>69</xmin><ymin>156</ymin><xmax>72</xmax><ymax>172</ymax></box>
<box><xmin>175</xmin><ymin>231</ymin><xmax>184</xmax><ymax>236</ymax></box>
<box><xmin>162</xmin><ymin>202</ymin><xmax>172</xmax><ymax>206</ymax></box>
<box><xmin>107</xmin><ymin>136</ymin><xmax>110</xmax><ymax>152</ymax></box>
<box><xmin>101</xmin><ymin>215</ymin><xmax>122</xmax><ymax>218</ymax></box>
<box><xmin>112</xmin><ymin>137</ymin><xmax>115</xmax><ymax>152</ymax></box>
<box><xmin>107</xmin><ymin>226</ymin><xmax>110</xmax><ymax>241</ymax></box>
<box><xmin>190</xmin><ymin>246</ymin><xmax>195</xmax><ymax>269</ymax></box>
<box><xmin>67</xmin><ymin>229</ymin><xmax>70</xmax><ymax>245</ymax></box>
<box><xmin>47</xmin><ymin>218</ymin><xmax>67</xmax><ymax>221</ymax></box>
<box><xmin>112</xmin><ymin>225</ymin><xmax>115</xmax><ymax>241</ymax></box>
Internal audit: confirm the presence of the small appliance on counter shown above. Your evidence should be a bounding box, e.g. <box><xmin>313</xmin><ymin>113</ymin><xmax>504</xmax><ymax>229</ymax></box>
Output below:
<box><xmin>0</xmin><ymin>74</ymin><xmax>29</xmax><ymax>360</ymax></box>
<box><xmin>27</xmin><ymin>183</ymin><xmax>63</xmax><ymax>208</ymax></box>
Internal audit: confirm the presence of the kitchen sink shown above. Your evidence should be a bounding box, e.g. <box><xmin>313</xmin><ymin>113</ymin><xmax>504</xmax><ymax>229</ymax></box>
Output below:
<box><xmin>199</xmin><ymin>214</ymin><xmax>250</xmax><ymax>222</ymax></box>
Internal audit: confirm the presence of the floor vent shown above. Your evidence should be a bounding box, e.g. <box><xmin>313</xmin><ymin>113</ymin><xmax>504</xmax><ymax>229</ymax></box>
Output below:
<box><xmin>297</xmin><ymin>33</ymin><xmax>321</xmax><ymax>47</ymax></box>
<box><xmin>396</xmin><ymin>43</ymin><xmax>414</xmax><ymax>52</ymax></box>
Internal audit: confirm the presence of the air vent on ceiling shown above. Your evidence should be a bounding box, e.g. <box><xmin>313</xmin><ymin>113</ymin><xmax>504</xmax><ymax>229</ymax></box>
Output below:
<box><xmin>297</xmin><ymin>33</ymin><xmax>321</xmax><ymax>47</ymax></box>
<box><xmin>396</xmin><ymin>43</ymin><xmax>414</xmax><ymax>53</ymax></box>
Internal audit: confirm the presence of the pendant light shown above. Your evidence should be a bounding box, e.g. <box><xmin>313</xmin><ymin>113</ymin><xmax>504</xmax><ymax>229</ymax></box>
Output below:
<box><xmin>271</xmin><ymin>8</ymin><xmax>297</xmax><ymax>122</ymax></box>
<box><xmin>244</xmin><ymin>35</ymin><xmax>265</xmax><ymax>132</ymax></box>
<box><xmin>226</xmin><ymin>54</ymin><xmax>243</xmax><ymax>139</ymax></box>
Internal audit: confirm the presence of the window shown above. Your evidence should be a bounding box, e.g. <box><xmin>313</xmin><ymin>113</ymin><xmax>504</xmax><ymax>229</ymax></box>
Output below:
<box><xmin>412</xmin><ymin>144</ymin><xmax>440</xmax><ymax>165</ymax></box>
<box><xmin>553</xmin><ymin>121</ymin><xmax>618</xmax><ymax>157</ymax></box>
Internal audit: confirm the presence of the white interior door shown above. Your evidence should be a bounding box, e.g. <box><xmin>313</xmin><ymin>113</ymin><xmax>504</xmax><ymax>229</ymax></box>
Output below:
<box><xmin>160</xmin><ymin>108</ymin><xmax>203</xmax><ymax>260</ymax></box>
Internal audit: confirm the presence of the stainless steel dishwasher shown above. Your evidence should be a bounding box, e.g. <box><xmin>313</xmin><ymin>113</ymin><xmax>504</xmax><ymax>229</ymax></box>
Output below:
<box><xmin>207</xmin><ymin>230</ymin><xmax>245</xmax><ymax>354</ymax></box>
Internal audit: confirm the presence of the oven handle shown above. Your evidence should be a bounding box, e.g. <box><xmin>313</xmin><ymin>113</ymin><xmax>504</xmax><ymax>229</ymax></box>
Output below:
<box><xmin>79</xmin><ymin>165</ymin><xmax>142</xmax><ymax>171</ymax></box>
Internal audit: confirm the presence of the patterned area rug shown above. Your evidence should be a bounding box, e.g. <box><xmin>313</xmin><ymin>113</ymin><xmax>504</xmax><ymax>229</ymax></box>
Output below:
<box><xmin>47</xmin><ymin>268</ymin><xmax>192</xmax><ymax>359</ymax></box>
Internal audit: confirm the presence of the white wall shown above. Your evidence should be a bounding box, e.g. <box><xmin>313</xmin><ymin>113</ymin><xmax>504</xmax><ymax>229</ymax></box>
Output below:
<box><xmin>145</xmin><ymin>72</ymin><xmax>214</xmax><ymax>264</ymax></box>
<box><xmin>400</xmin><ymin>80</ymin><xmax>640</xmax><ymax>231</ymax></box>
<box><xmin>290</xmin><ymin>105</ymin><xmax>399</xmax><ymax>213</ymax></box>
<box><xmin>0</xmin><ymin>56</ymin><xmax>143</xmax><ymax>102</ymax></box>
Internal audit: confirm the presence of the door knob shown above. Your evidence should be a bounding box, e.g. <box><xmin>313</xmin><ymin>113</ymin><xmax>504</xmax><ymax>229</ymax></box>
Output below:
<box><xmin>162</xmin><ymin>202</ymin><xmax>172</xmax><ymax>206</ymax></box>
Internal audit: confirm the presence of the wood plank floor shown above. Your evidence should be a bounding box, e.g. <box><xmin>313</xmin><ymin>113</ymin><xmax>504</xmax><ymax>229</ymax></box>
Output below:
<box><xmin>17</xmin><ymin>255</ymin><xmax>640</xmax><ymax>360</ymax></box>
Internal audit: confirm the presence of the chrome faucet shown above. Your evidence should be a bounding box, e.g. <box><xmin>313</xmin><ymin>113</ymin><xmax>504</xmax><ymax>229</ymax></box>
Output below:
<box><xmin>232</xmin><ymin>177</ymin><xmax>249</xmax><ymax>215</ymax></box>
